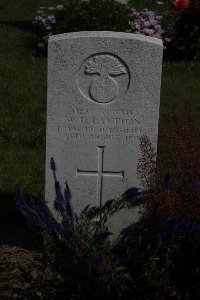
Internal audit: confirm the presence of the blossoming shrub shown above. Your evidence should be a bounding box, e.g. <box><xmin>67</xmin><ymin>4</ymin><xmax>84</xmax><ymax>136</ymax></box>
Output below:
<box><xmin>163</xmin><ymin>0</ymin><xmax>200</xmax><ymax>60</ymax></box>
<box><xmin>33</xmin><ymin>0</ymin><xmax>133</xmax><ymax>57</ymax></box>
<box><xmin>132</xmin><ymin>108</ymin><xmax>200</xmax><ymax>298</ymax></box>
<box><xmin>129</xmin><ymin>8</ymin><xmax>164</xmax><ymax>39</ymax></box>
<box><xmin>15</xmin><ymin>114</ymin><xmax>200</xmax><ymax>299</ymax></box>
<box><xmin>114</xmin><ymin>213</ymin><xmax>200</xmax><ymax>299</ymax></box>
<box><xmin>32</xmin><ymin>1</ymin><xmax>200</xmax><ymax>60</ymax></box>
<box><xmin>16</xmin><ymin>180</ymin><xmax>200</xmax><ymax>299</ymax></box>
<box><xmin>15</xmin><ymin>159</ymin><xmax>144</xmax><ymax>299</ymax></box>
<box><xmin>129</xmin><ymin>1</ymin><xmax>200</xmax><ymax>61</ymax></box>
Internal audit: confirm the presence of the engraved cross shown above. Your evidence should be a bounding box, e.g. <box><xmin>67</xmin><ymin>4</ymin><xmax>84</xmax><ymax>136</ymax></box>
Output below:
<box><xmin>76</xmin><ymin>146</ymin><xmax>124</xmax><ymax>207</ymax></box>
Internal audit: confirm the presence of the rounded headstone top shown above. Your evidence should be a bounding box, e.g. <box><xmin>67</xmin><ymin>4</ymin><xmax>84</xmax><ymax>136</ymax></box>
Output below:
<box><xmin>49</xmin><ymin>31</ymin><xmax>163</xmax><ymax>47</ymax></box>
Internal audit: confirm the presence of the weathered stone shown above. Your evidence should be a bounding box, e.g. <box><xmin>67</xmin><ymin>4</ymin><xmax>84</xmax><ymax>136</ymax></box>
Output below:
<box><xmin>45</xmin><ymin>31</ymin><xmax>163</xmax><ymax>237</ymax></box>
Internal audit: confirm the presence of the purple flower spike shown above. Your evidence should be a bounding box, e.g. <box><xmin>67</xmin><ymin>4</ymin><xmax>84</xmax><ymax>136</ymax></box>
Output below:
<box><xmin>155</xmin><ymin>232</ymin><xmax>162</xmax><ymax>248</ymax></box>
<box><xmin>26</xmin><ymin>215</ymin><xmax>38</xmax><ymax>229</ymax></box>
<box><xmin>66</xmin><ymin>202</ymin><xmax>73</xmax><ymax>219</ymax></box>
<box><xmin>87</xmin><ymin>206</ymin><xmax>100</xmax><ymax>217</ymax></box>
<box><xmin>48</xmin><ymin>218</ymin><xmax>62</xmax><ymax>234</ymax></box>
<box><xmin>37</xmin><ymin>202</ymin><xmax>51</xmax><ymax>228</ymax></box>
<box><xmin>54</xmin><ymin>199</ymin><xmax>64</xmax><ymax>213</ymax></box>
<box><xmin>29</xmin><ymin>196</ymin><xmax>35</xmax><ymax>208</ymax></box>
<box><xmin>81</xmin><ymin>204</ymin><xmax>91</xmax><ymax>215</ymax></box>
<box><xmin>91</xmin><ymin>253</ymin><xmax>105</xmax><ymax>267</ymax></box>
<box><xmin>64</xmin><ymin>182</ymin><xmax>71</xmax><ymax>202</ymax></box>
<box><xmin>16</xmin><ymin>184</ymin><xmax>23</xmax><ymax>195</ymax></box>
<box><xmin>112</xmin><ymin>255</ymin><xmax>121</xmax><ymax>265</ymax></box>
<box><xmin>104</xmin><ymin>199</ymin><xmax>114</xmax><ymax>208</ymax></box>
<box><xmin>164</xmin><ymin>174</ymin><xmax>172</xmax><ymax>187</ymax></box>
<box><xmin>50</xmin><ymin>157</ymin><xmax>56</xmax><ymax>172</ymax></box>
<box><xmin>168</xmin><ymin>219</ymin><xmax>178</xmax><ymax>233</ymax></box>
<box><xmin>54</xmin><ymin>181</ymin><xmax>64</xmax><ymax>213</ymax></box>
<box><xmin>61</xmin><ymin>220</ymin><xmax>72</xmax><ymax>237</ymax></box>
<box><xmin>15</xmin><ymin>195</ymin><xmax>24</xmax><ymax>211</ymax></box>
<box><xmin>15</xmin><ymin>185</ymin><xmax>24</xmax><ymax>212</ymax></box>
<box><xmin>121</xmin><ymin>223</ymin><xmax>135</xmax><ymax>238</ymax></box>
<box><xmin>38</xmin><ymin>192</ymin><xmax>45</xmax><ymax>200</ymax></box>
<box><xmin>106</xmin><ymin>267</ymin><xmax>116</xmax><ymax>279</ymax></box>
<box><xmin>55</xmin><ymin>181</ymin><xmax>61</xmax><ymax>197</ymax></box>
<box><xmin>191</xmin><ymin>180</ymin><xmax>199</xmax><ymax>192</ymax></box>
<box><xmin>94</xmin><ymin>230</ymin><xmax>113</xmax><ymax>240</ymax></box>
<box><xmin>64</xmin><ymin>182</ymin><xmax>73</xmax><ymax>219</ymax></box>
<box><xmin>124</xmin><ymin>187</ymin><xmax>140</xmax><ymax>199</ymax></box>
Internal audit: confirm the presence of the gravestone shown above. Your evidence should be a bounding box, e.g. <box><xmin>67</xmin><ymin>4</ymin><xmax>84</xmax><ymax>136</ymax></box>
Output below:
<box><xmin>45</xmin><ymin>31</ymin><xmax>163</xmax><ymax>236</ymax></box>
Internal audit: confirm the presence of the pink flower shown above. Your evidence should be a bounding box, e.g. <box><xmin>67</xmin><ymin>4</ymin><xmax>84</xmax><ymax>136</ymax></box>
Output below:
<box><xmin>173</xmin><ymin>0</ymin><xmax>190</xmax><ymax>12</ymax></box>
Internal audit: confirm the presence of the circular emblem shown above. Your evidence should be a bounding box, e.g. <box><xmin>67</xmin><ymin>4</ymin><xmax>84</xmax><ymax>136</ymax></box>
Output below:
<box><xmin>77</xmin><ymin>53</ymin><xmax>130</xmax><ymax>104</ymax></box>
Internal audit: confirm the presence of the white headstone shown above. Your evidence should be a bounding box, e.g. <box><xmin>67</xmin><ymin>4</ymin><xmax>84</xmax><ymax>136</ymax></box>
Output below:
<box><xmin>45</xmin><ymin>31</ymin><xmax>163</xmax><ymax>235</ymax></box>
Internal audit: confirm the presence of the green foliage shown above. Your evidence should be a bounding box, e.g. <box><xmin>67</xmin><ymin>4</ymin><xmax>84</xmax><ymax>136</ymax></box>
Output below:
<box><xmin>16</xmin><ymin>183</ymin><xmax>200</xmax><ymax>299</ymax></box>
<box><xmin>15</xmin><ymin>162</ymin><xmax>143</xmax><ymax>299</ymax></box>
<box><xmin>128</xmin><ymin>0</ymin><xmax>160</xmax><ymax>11</ymax></box>
<box><xmin>55</xmin><ymin>0</ymin><xmax>133</xmax><ymax>33</ymax></box>
<box><xmin>163</xmin><ymin>0</ymin><xmax>200</xmax><ymax>60</ymax></box>
<box><xmin>33</xmin><ymin>0</ymin><xmax>134</xmax><ymax>56</ymax></box>
<box><xmin>15</xmin><ymin>142</ymin><xmax>200</xmax><ymax>299</ymax></box>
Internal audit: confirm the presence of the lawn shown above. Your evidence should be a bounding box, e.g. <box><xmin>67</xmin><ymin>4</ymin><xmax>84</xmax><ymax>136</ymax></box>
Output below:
<box><xmin>0</xmin><ymin>0</ymin><xmax>200</xmax><ymax>205</ymax></box>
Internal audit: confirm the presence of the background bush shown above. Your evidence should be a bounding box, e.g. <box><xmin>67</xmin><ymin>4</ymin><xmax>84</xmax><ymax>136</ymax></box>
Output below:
<box><xmin>33</xmin><ymin>0</ymin><xmax>200</xmax><ymax>61</ymax></box>
<box><xmin>162</xmin><ymin>0</ymin><xmax>200</xmax><ymax>61</ymax></box>
<box><xmin>33</xmin><ymin>0</ymin><xmax>134</xmax><ymax>56</ymax></box>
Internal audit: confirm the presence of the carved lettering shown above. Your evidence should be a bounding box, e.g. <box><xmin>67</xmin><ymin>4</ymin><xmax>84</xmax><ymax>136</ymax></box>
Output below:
<box><xmin>66</xmin><ymin>134</ymin><xmax>85</xmax><ymax>140</ymax></box>
<box><xmin>64</xmin><ymin>108</ymin><xmax>144</xmax><ymax>142</ymax></box>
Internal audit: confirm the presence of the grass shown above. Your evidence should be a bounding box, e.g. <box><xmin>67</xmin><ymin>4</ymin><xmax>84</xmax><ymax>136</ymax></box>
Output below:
<box><xmin>0</xmin><ymin>0</ymin><xmax>200</xmax><ymax>200</ymax></box>
<box><xmin>158</xmin><ymin>62</ymin><xmax>200</xmax><ymax>176</ymax></box>
<box><xmin>0</xmin><ymin>0</ymin><xmax>57</xmax><ymax>195</ymax></box>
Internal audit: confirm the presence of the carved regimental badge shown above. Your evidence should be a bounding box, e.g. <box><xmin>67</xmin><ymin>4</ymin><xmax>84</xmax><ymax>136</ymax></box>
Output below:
<box><xmin>77</xmin><ymin>53</ymin><xmax>130</xmax><ymax>104</ymax></box>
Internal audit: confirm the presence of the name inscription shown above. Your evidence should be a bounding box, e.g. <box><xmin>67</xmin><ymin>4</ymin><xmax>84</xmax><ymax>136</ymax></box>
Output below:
<box><xmin>64</xmin><ymin>108</ymin><xmax>145</xmax><ymax>142</ymax></box>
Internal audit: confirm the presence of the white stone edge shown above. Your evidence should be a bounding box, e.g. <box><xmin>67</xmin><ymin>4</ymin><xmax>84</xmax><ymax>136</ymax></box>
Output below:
<box><xmin>49</xmin><ymin>31</ymin><xmax>163</xmax><ymax>47</ymax></box>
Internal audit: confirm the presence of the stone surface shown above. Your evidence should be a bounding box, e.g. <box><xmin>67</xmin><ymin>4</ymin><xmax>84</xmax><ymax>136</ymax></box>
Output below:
<box><xmin>45</xmin><ymin>31</ymin><xmax>163</xmax><ymax>237</ymax></box>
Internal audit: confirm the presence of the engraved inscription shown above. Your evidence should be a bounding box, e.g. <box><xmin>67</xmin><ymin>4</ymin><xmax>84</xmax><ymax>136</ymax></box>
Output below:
<box><xmin>76</xmin><ymin>146</ymin><xmax>124</xmax><ymax>207</ymax></box>
<box><xmin>77</xmin><ymin>53</ymin><xmax>130</xmax><ymax>104</ymax></box>
<box><xmin>64</xmin><ymin>107</ymin><xmax>148</xmax><ymax>142</ymax></box>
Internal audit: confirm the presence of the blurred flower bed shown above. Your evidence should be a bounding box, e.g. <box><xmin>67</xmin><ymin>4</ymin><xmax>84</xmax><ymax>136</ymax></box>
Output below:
<box><xmin>162</xmin><ymin>0</ymin><xmax>200</xmax><ymax>60</ymax></box>
<box><xmin>32</xmin><ymin>0</ymin><xmax>200</xmax><ymax>61</ymax></box>
<box><xmin>32</xmin><ymin>0</ymin><xmax>133</xmax><ymax>57</ymax></box>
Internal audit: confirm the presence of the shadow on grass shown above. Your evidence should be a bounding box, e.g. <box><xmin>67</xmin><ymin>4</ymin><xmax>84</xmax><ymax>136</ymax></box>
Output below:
<box><xmin>0</xmin><ymin>191</ymin><xmax>43</xmax><ymax>250</ymax></box>
<box><xmin>0</xmin><ymin>20</ymin><xmax>33</xmax><ymax>32</ymax></box>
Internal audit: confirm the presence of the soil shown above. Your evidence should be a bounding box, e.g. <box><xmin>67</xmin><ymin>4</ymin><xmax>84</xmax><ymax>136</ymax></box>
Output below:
<box><xmin>0</xmin><ymin>207</ymin><xmax>68</xmax><ymax>300</ymax></box>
